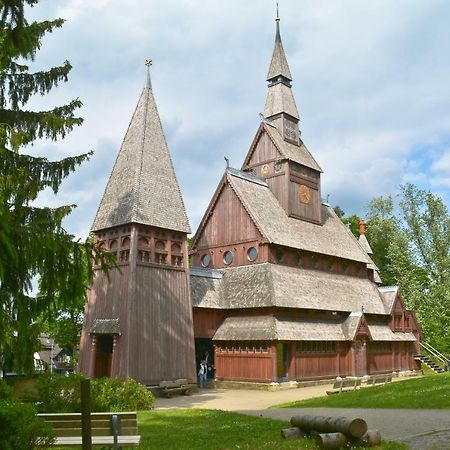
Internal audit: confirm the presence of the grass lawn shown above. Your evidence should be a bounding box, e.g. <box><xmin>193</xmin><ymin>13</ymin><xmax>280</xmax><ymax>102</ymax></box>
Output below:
<box><xmin>134</xmin><ymin>409</ymin><xmax>406</xmax><ymax>449</ymax></box>
<box><xmin>274</xmin><ymin>373</ymin><xmax>450</xmax><ymax>409</ymax></box>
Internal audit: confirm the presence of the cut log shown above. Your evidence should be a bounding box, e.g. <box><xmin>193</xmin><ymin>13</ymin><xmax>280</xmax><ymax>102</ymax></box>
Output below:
<box><xmin>360</xmin><ymin>430</ymin><xmax>382</xmax><ymax>446</ymax></box>
<box><xmin>311</xmin><ymin>431</ymin><xmax>347</xmax><ymax>449</ymax></box>
<box><xmin>280</xmin><ymin>427</ymin><xmax>306</xmax><ymax>440</ymax></box>
<box><xmin>290</xmin><ymin>415</ymin><xmax>368</xmax><ymax>438</ymax></box>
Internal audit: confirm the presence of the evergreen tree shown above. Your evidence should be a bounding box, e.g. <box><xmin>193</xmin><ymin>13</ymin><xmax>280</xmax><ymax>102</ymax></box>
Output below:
<box><xmin>0</xmin><ymin>1</ymin><xmax>110</xmax><ymax>372</ymax></box>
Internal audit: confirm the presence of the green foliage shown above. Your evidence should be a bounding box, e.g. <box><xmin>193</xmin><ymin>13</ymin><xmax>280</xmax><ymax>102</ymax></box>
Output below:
<box><xmin>0</xmin><ymin>379</ymin><xmax>13</xmax><ymax>399</ymax></box>
<box><xmin>0</xmin><ymin>400</ymin><xmax>55</xmax><ymax>449</ymax></box>
<box><xmin>92</xmin><ymin>377</ymin><xmax>155</xmax><ymax>412</ymax></box>
<box><xmin>23</xmin><ymin>373</ymin><xmax>155</xmax><ymax>412</ymax></box>
<box><xmin>274</xmin><ymin>373</ymin><xmax>450</xmax><ymax>409</ymax></box>
<box><xmin>390</xmin><ymin>184</ymin><xmax>450</xmax><ymax>352</ymax></box>
<box><xmin>0</xmin><ymin>0</ymin><xmax>115</xmax><ymax>374</ymax></box>
<box><xmin>364</xmin><ymin>196</ymin><xmax>401</xmax><ymax>285</ymax></box>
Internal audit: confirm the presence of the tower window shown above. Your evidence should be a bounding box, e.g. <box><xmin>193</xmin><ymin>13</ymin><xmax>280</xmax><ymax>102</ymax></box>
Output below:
<box><xmin>223</xmin><ymin>251</ymin><xmax>233</xmax><ymax>265</ymax></box>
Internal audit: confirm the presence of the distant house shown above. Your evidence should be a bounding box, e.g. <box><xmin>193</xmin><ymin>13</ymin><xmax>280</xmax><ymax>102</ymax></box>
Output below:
<box><xmin>34</xmin><ymin>335</ymin><xmax>73</xmax><ymax>375</ymax></box>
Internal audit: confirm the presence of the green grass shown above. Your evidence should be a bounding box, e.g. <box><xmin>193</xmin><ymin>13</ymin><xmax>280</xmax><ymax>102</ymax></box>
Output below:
<box><xmin>134</xmin><ymin>409</ymin><xmax>406</xmax><ymax>449</ymax></box>
<box><xmin>274</xmin><ymin>373</ymin><xmax>450</xmax><ymax>409</ymax></box>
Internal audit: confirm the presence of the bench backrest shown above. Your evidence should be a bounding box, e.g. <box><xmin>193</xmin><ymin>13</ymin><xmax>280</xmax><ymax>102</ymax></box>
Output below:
<box><xmin>37</xmin><ymin>412</ymin><xmax>138</xmax><ymax>437</ymax></box>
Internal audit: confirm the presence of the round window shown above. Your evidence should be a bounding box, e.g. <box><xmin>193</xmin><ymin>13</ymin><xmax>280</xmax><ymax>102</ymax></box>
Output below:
<box><xmin>247</xmin><ymin>247</ymin><xmax>258</xmax><ymax>261</ymax></box>
<box><xmin>201</xmin><ymin>254</ymin><xmax>211</xmax><ymax>267</ymax></box>
<box><xmin>223</xmin><ymin>250</ymin><xmax>233</xmax><ymax>265</ymax></box>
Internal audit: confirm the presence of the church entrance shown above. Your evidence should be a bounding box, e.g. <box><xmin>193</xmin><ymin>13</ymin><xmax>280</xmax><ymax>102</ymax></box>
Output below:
<box><xmin>94</xmin><ymin>335</ymin><xmax>114</xmax><ymax>378</ymax></box>
<box><xmin>195</xmin><ymin>338</ymin><xmax>214</xmax><ymax>379</ymax></box>
<box><xmin>276</xmin><ymin>343</ymin><xmax>289</xmax><ymax>381</ymax></box>
<box><xmin>354</xmin><ymin>339</ymin><xmax>367</xmax><ymax>376</ymax></box>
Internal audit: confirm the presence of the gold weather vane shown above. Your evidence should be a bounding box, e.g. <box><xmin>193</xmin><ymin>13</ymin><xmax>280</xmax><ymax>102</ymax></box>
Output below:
<box><xmin>145</xmin><ymin>58</ymin><xmax>153</xmax><ymax>89</ymax></box>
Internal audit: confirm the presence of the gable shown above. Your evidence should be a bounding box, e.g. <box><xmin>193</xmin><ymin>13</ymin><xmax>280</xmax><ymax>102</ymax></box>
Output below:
<box><xmin>355</xmin><ymin>317</ymin><xmax>371</xmax><ymax>338</ymax></box>
<box><xmin>392</xmin><ymin>294</ymin><xmax>406</xmax><ymax>315</ymax></box>
<box><xmin>242</xmin><ymin>125</ymin><xmax>282</xmax><ymax>169</ymax></box>
<box><xmin>194</xmin><ymin>180</ymin><xmax>263</xmax><ymax>249</ymax></box>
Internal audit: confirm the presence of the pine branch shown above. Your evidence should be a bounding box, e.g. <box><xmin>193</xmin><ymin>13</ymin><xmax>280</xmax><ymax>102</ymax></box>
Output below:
<box><xmin>0</xmin><ymin>60</ymin><xmax>72</xmax><ymax>108</ymax></box>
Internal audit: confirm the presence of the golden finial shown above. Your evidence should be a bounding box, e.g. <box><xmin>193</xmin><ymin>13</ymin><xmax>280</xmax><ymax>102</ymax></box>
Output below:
<box><xmin>145</xmin><ymin>58</ymin><xmax>153</xmax><ymax>67</ymax></box>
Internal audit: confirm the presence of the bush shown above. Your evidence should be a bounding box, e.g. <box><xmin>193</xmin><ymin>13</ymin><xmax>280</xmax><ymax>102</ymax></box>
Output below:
<box><xmin>0</xmin><ymin>400</ymin><xmax>55</xmax><ymax>449</ymax></box>
<box><xmin>27</xmin><ymin>372</ymin><xmax>85</xmax><ymax>413</ymax></box>
<box><xmin>23</xmin><ymin>373</ymin><xmax>155</xmax><ymax>412</ymax></box>
<box><xmin>92</xmin><ymin>377</ymin><xmax>155</xmax><ymax>411</ymax></box>
<box><xmin>0</xmin><ymin>380</ymin><xmax>13</xmax><ymax>400</ymax></box>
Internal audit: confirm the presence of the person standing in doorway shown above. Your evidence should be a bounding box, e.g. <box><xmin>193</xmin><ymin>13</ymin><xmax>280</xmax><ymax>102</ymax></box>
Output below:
<box><xmin>198</xmin><ymin>360</ymin><xmax>207</xmax><ymax>388</ymax></box>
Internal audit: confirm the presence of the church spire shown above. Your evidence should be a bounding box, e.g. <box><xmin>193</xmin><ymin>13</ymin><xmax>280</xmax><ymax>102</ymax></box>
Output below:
<box><xmin>264</xmin><ymin>12</ymin><xmax>300</xmax><ymax>137</ymax></box>
<box><xmin>266</xmin><ymin>9</ymin><xmax>293</xmax><ymax>85</ymax></box>
<box><xmin>92</xmin><ymin>61</ymin><xmax>190</xmax><ymax>233</ymax></box>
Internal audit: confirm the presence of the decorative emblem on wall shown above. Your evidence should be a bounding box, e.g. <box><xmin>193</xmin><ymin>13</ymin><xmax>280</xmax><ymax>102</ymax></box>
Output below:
<box><xmin>261</xmin><ymin>164</ymin><xmax>270</xmax><ymax>176</ymax></box>
<box><xmin>298</xmin><ymin>184</ymin><xmax>311</xmax><ymax>204</ymax></box>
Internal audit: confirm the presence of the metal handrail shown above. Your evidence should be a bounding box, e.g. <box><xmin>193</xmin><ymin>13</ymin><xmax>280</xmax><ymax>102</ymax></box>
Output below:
<box><xmin>420</xmin><ymin>342</ymin><xmax>448</xmax><ymax>365</ymax></box>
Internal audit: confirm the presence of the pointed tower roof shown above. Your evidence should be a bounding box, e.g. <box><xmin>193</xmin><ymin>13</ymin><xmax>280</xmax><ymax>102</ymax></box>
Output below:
<box><xmin>92</xmin><ymin>66</ymin><xmax>191</xmax><ymax>233</ymax></box>
<box><xmin>264</xmin><ymin>15</ymin><xmax>299</xmax><ymax>120</ymax></box>
<box><xmin>267</xmin><ymin>15</ymin><xmax>292</xmax><ymax>82</ymax></box>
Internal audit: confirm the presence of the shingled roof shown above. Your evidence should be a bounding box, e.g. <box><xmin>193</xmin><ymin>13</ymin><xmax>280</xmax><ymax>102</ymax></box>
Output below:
<box><xmin>264</xmin><ymin>82</ymin><xmax>299</xmax><ymax>119</ymax></box>
<box><xmin>212</xmin><ymin>315</ymin><xmax>403</xmax><ymax>342</ymax></box>
<box><xmin>263</xmin><ymin>124</ymin><xmax>322</xmax><ymax>171</ymax></box>
<box><xmin>191</xmin><ymin>263</ymin><xmax>388</xmax><ymax>314</ymax></box>
<box><xmin>91</xmin><ymin>77</ymin><xmax>190</xmax><ymax>233</ymax></box>
<box><xmin>267</xmin><ymin>19</ymin><xmax>292</xmax><ymax>81</ymax></box>
<box><xmin>227</xmin><ymin>171</ymin><xmax>371</xmax><ymax>263</ymax></box>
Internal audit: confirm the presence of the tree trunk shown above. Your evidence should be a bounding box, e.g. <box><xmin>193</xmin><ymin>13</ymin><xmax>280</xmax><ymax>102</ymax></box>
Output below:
<box><xmin>280</xmin><ymin>427</ymin><xmax>305</xmax><ymax>440</ymax></box>
<box><xmin>311</xmin><ymin>431</ymin><xmax>348</xmax><ymax>449</ymax></box>
<box><xmin>290</xmin><ymin>415</ymin><xmax>367</xmax><ymax>438</ymax></box>
<box><xmin>360</xmin><ymin>430</ymin><xmax>382</xmax><ymax>446</ymax></box>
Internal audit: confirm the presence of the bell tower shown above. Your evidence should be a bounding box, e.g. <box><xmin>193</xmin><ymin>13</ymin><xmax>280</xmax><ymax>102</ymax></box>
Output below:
<box><xmin>79</xmin><ymin>61</ymin><xmax>196</xmax><ymax>385</ymax></box>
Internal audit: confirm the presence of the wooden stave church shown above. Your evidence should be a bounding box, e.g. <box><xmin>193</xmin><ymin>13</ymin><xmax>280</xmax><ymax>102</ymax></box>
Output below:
<box><xmin>79</xmin><ymin>17</ymin><xmax>421</xmax><ymax>385</ymax></box>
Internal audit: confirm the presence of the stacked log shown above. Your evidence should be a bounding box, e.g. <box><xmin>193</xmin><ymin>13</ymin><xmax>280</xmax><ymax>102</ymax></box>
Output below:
<box><xmin>280</xmin><ymin>415</ymin><xmax>382</xmax><ymax>449</ymax></box>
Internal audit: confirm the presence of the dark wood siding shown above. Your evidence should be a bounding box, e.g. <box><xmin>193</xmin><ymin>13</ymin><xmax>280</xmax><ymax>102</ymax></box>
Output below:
<box><xmin>196</xmin><ymin>184</ymin><xmax>261</xmax><ymax>249</ymax></box>
<box><xmin>214</xmin><ymin>344</ymin><xmax>275</xmax><ymax>382</ymax></box>
<box><xmin>79</xmin><ymin>224</ymin><xmax>196</xmax><ymax>385</ymax></box>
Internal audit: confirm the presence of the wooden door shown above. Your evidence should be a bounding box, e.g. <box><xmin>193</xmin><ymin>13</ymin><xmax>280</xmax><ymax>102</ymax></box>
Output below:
<box><xmin>354</xmin><ymin>339</ymin><xmax>367</xmax><ymax>376</ymax></box>
<box><xmin>94</xmin><ymin>335</ymin><xmax>113</xmax><ymax>378</ymax></box>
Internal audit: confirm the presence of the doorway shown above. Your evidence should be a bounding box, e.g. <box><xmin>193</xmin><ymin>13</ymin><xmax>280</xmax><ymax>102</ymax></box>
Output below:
<box><xmin>94</xmin><ymin>335</ymin><xmax>113</xmax><ymax>378</ymax></box>
<box><xmin>195</xmin><ymin>338</ymin><xmax>215</xmax><ymax>379</ymax></box>
<box><xmin>276</xmin><ymin>343</ymin><xmax>289</xmax><ymax>381</ymax></box>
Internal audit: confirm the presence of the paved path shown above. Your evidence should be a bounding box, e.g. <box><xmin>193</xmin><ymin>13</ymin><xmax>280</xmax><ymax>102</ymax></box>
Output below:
<box><xmin>154</xmin><ymin>384</ymin><xmax>450</xmax><ymax>449</ymax></box>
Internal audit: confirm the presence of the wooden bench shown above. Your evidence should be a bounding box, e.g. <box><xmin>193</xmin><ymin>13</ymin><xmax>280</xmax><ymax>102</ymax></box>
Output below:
<box><xmin>159</xmin><ymin>378</ymin><xmax>192</xmax><ymax>398</ymax></box>
<box><xmin>37</xmin><ymin>411</ymin><xmax>140</xmax><ymax>448</ymax></box>
<box><xmin>326</xmin><ymin>377</ymin><xmax>361</xmax><ymax>395</ymax></box>
<box><xmin>365</xmin><ymin>373</ymin><xmax>393</xmax><ymax>387</ymax></box>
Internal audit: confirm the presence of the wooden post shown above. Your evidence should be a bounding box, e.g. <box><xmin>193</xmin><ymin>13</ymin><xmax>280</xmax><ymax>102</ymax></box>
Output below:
<box><xmin>81</xmin><ymin>378</ymin><xmax>92</xmax><ymax>450</ymax></box>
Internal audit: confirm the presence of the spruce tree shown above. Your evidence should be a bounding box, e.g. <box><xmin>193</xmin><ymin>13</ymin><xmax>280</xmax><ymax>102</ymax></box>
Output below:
<box><xmin>0</xmin><ymin>0</ymin><xmax>109</xmax><ymax>372</ymax></box>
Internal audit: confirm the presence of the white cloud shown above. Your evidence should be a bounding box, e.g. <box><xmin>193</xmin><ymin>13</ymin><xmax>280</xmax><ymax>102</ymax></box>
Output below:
<box><xmin>25</xmin><ymin>0</ymin><xmax>450</xmax><ymax>234</ymax></box>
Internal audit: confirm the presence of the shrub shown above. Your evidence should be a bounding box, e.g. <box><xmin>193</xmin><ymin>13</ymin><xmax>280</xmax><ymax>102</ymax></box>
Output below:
<box><xmin>0</xmin><ymin>400</ymin><xmax>55</xmax><ymax>449</ymax></box>
<box><xmin>27</xmin><ymin>372</ymin><xmax>86</xmax><ymax>413</ymax></box>
<box><xmin>92</xmin><ymin>377</ymin><xmax>155</xmax><ymax>411</ymax></box>
<box><xmin>0</xmin><ymin>380</ymin><xmax>13</xmax><ymax>400</ymax></box>
<box><xmin>23</xmin><ymin>373</ymin><xmax>155</xmax><ymax>412</ymax></box>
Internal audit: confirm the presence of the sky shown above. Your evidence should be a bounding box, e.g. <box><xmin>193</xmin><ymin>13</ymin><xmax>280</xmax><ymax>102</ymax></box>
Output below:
<box><xmin>26</xmin><ymin>0</ymin><xmax>450</xmax><ymax>239</ymax></box>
